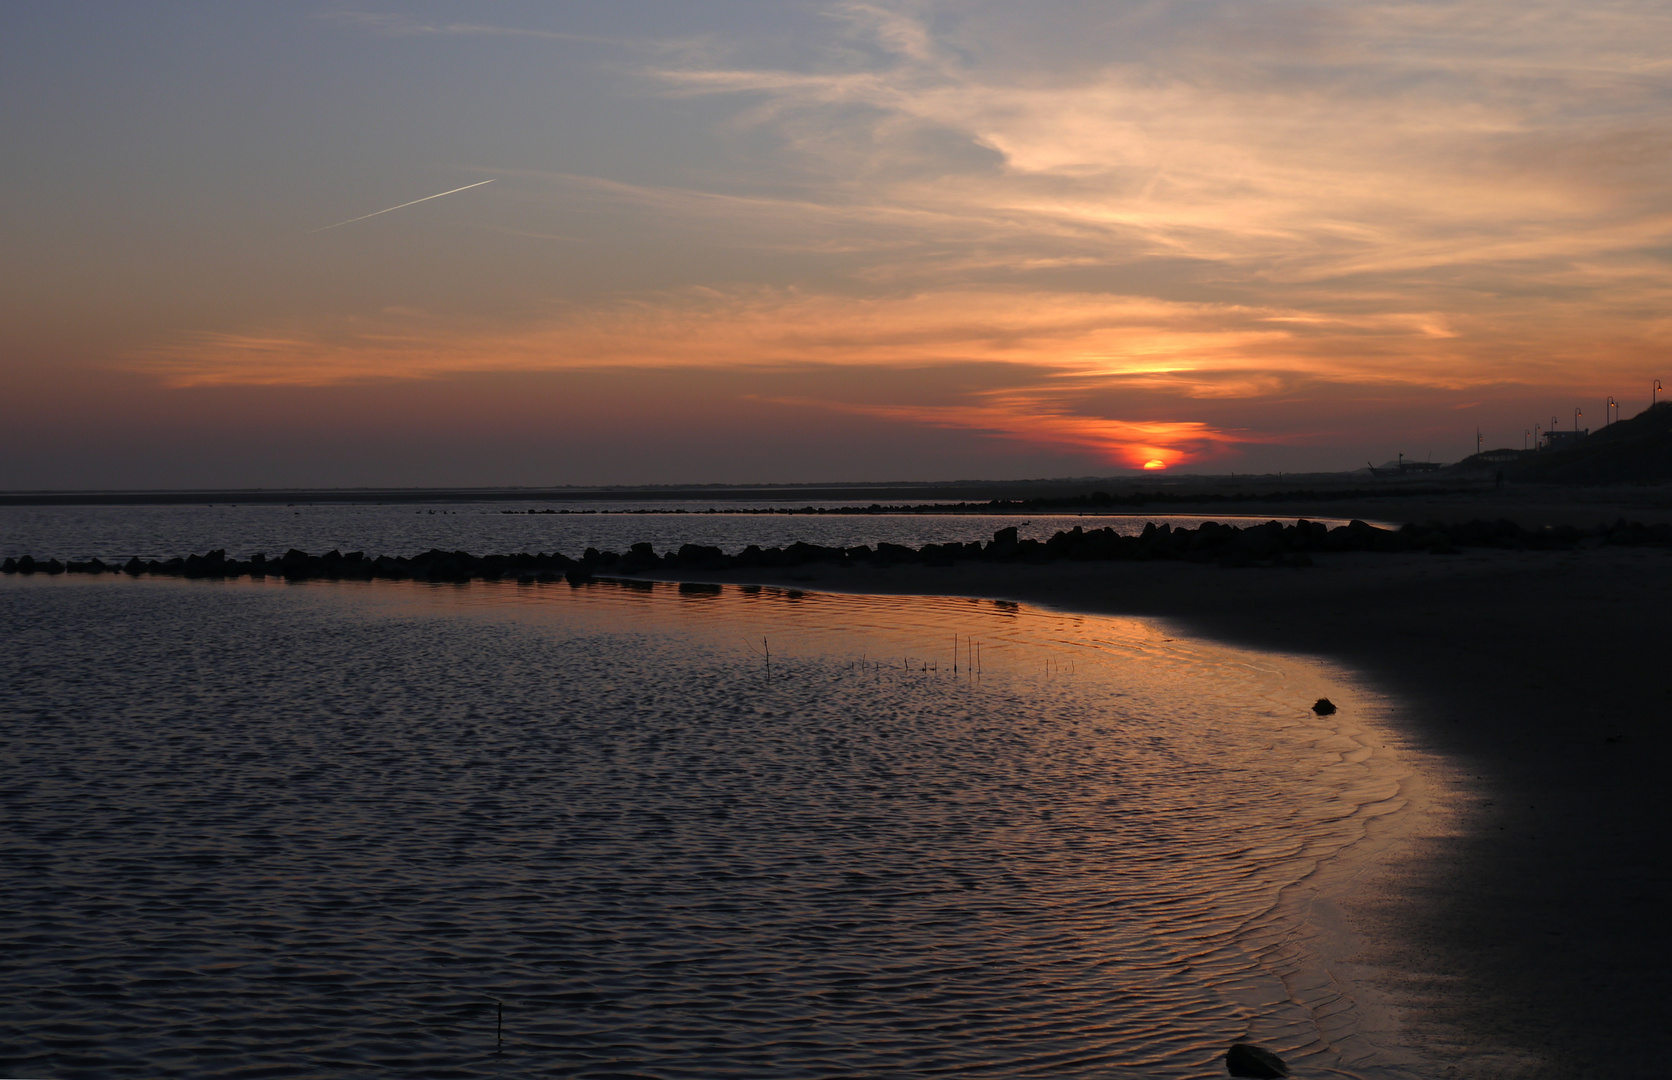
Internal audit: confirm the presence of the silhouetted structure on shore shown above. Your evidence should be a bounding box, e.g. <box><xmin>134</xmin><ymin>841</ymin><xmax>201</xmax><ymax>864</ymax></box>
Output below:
<box><xmin>1504</xmin><ymin>402</ymin><xmax>1672</xmax><ymax>484</ymax></box>
<box><xmin>1542</xmin><ymin>428</ymin><xmax>1588</xmax><ymax>449</ymax></box>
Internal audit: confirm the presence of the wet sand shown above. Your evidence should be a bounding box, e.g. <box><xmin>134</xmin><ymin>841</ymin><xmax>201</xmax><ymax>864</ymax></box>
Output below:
<box><xmin>627</xmin><ymin>546</ymin><xmax>1672</xmax><ymax>1077</ymax></box>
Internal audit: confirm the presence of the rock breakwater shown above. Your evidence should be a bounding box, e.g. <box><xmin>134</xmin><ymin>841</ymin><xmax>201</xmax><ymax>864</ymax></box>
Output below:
<box><xmin>7</xmin><ymin>517</ymin><xmax>1670</xmax><ymax>583</ymax></box>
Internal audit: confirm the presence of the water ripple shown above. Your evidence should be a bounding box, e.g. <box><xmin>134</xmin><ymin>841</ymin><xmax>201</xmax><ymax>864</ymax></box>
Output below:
<box><xmin>0</xmin><ymin>576</ymin><xmax>1432</xmax><ymax>1078</ymax></box>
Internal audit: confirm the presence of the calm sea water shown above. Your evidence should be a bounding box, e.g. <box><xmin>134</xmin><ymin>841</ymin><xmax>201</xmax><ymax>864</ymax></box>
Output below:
<box><xmin>0</xmin><ymin>568</ymin><xmax>1432</xmax><ymax>1079</ymax></box>
<box><xmin>0</xmin><ymin>502</ymin><xmax>1376</xmax><ymax>563</ymax></box>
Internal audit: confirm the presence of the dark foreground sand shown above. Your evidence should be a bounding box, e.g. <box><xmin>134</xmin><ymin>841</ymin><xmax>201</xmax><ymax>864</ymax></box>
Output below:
<box><xmin>628</xmin><ymin>545</ymin><xmax>1672</xmax><ymax>1078</ymax></box>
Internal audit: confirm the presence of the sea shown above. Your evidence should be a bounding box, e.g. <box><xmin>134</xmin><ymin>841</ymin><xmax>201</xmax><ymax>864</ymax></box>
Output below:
<box><xmin>0</xmin><ymin>504</ymin><xmax>1436</xmax><ymax>1079</ymax></box>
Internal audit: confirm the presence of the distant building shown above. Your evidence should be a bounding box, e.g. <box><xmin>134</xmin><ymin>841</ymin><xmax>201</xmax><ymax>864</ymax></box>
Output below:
<box><xmin>1543</xmin><ymin>429</ymin><xmax>1588</xmax><ymax>449</ymax></box>
<box><xmin>1368</xmin><ymin>455</ymin><xmax>1444</xmax><ymax>477</ymax></box>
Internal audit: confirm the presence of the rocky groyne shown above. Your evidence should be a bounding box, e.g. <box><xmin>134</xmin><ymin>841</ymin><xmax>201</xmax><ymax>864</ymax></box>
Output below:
<box><xmin>7</xmin><ymin>517</ymin><xmax>1671</xmax><ymax>584</ymax></box>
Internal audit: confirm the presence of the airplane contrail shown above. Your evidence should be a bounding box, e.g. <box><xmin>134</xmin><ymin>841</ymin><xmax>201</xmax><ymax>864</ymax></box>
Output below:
<box><xmin>309</xmin><ymin>178</ymin><xmax>496</xmax><ymax>232</ymax></box>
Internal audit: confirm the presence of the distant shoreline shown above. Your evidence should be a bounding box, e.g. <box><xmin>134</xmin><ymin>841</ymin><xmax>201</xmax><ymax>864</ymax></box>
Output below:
<box><xmin>0</xmin><ymin>477</ymin><xmax>1489</xmax><ymax>507</ymax></box>
<box><xmin>6</xmin><ymin>484</ymin><xmax>1671</xmax><ymax>536</ymax></box>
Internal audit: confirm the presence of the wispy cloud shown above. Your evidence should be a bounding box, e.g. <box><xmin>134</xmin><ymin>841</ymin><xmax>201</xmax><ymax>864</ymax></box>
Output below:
<box><xmin>131</xmin><ymin>277</ymin><xmax>1642</xmax><ymax>466</ymax></box>
<box><xmin>128</xmin><ymin>286</ymin><xmax>1502</xmax><ymax>388</ymax></box>
<box><xmin>645</xmin><ymin>0</ymin><xmax>1672</xmax><ymax>290</ymax></box>
<box><xmin>136</xmin><ymin>2</ymin><xmax>1672</xmax><ymax>468</ymax></box>
<box><xmin>309</xmin><ymin>178</ymin><xmax>495</xmax><ymax>232</ymax></box>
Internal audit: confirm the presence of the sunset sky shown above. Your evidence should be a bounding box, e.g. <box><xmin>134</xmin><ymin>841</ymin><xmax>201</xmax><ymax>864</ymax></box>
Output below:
<box><xmin>4</xmin><ymin>1</ymin><xmax>1670</xmax><ymax>488</ymax></box>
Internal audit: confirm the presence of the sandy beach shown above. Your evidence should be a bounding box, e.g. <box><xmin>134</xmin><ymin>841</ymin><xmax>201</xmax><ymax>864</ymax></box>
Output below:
<box><xmin>626</xmin><ymin>538</ymin><xmax>1672</xmax><ymax>1077</ymax></box>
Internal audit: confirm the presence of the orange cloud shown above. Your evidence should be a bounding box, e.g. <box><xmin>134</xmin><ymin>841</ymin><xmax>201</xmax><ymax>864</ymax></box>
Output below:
<box><xmin>124</xmin><ymin>286</ymin><xmax>1571</xmax><ymax>392</ymax></box>
<box><xmin>763</xmin><ymin>392</ymin><xmax>1248</xmax><ymax>469</ymax></box>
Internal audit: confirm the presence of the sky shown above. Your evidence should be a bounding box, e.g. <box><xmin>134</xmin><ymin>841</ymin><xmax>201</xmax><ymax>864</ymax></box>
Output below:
<box><xmin>3</xmin><ymin>0</ymin><xmax>1671</xmax><ymax>488</ymax></box>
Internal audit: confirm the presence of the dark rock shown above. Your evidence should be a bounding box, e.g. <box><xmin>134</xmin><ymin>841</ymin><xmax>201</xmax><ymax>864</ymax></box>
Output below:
<box><xmin>1312</xmin><ymin>698</ymin><xmax>1337</xmax><ymax>715</ymax></box>
<box><xmin>1229</xmin><ymin>521</ymin><xmax>1283</xmax><ymax>559</ymax></box>
<box><xmin>785</xmin><ymin>540</ymin><xmax>842</xmax><ymax>563</ymax></box>
<box><xmin>1225</xmin><ymin>1042</ymin><xmax>1289</xmax><ymax>1078</ymax></box>
<box><xmin>875</xmin><ymin>541</ymin><xmax>919</xmax><ymax>564</ymax></box>
<box><xmin>1294</xmin><ymin>518</ymin><xmax>1329</xmax><ymax>546</ymax></box>
<box><xmin>919</xmin><ymin>543</ymin><xmax>955</xmax><ymax>567</ymax></box>
<box><xmin>986</xmin><ymin>526</ymin><xmax>1021</xmax><ymax>559</ymax></box>
<box><xmin>618</xmin><ymin>542</ymin><xmax>660</xmax><ymax>572</ymax></box>
<box><xmin>1191</xmin><ymin>522</ymin><xmax>1237</xmax><ymax>552</ymax></box>
<box><xmin>676</xmin><ymin>543</ymin><xmax>727</xmax><ymax>570</ymax></box>
<box><xmin>1</xmin><ymin>557</ymin><xmax>16</xmax><ymax>573</ymax></box>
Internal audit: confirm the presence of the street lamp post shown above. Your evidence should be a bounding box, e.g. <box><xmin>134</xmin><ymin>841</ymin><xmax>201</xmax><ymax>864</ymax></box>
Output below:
<box><xmin>1656</xmin><ymin>379</ymin><xmax>1664</xmax><ymax>407</ymax></box>
<box><xmin>1607</xmin><ymin>396</ymin><xmax>1618</xmax><ymax>426</ymax></box>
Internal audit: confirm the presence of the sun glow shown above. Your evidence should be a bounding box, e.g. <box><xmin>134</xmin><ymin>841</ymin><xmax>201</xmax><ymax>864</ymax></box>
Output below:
<box><xmin>21</xmin><ymin>1</ymin><xmax>1672</xmax><ymax>486</ymax></box>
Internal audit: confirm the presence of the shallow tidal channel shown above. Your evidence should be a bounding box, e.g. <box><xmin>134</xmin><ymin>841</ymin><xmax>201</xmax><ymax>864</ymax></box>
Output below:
<box><xmin>1</xmin><ymin>575</ymin><xmax>1433</xmax><ymax>1078</ymax></box>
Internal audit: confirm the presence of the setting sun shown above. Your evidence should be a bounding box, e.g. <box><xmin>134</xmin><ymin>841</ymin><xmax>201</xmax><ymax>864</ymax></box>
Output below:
<box><xmin>1143</xmin><ymin>460</ymin><xmax>1167</xmax><ymax>470</ymax></box>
